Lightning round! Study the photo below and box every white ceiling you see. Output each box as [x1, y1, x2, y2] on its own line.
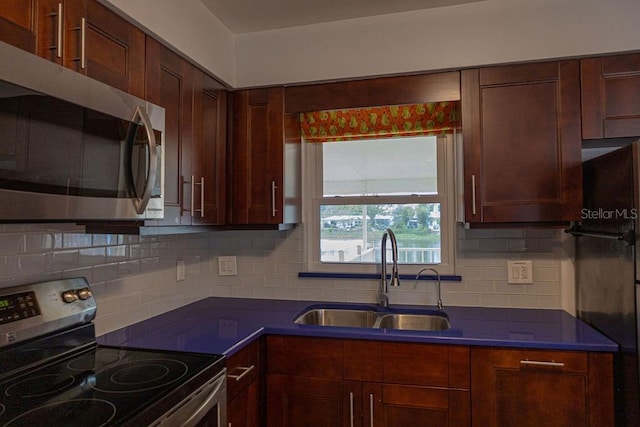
[200, 0, 484, 34]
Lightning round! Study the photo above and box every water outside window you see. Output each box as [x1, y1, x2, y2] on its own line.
[319, 136, 440, 264]
[320, 203, 441, 264]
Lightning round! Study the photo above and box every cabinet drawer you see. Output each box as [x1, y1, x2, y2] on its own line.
[227, 339, 259, 401]
[266, 336, 343, 378]
[479, 348, 588, 373]
[382, 343, 470, 388]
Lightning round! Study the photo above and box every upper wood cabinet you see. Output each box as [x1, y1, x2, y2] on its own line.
[284, 71, 460, 113]
[192, 71, 227, 226]
[62, 0, 145, 97]
[0, 1, 38, 52]
[461, 60, 583, 224]
[145, 37, 194, 227]
[146, 37, 227, 228]
[1, 0, 145, 97]
[231, 87, 301, 226]
[581, 52, 640, 139]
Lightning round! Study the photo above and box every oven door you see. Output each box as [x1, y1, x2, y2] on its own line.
[150, 368, 227, 427]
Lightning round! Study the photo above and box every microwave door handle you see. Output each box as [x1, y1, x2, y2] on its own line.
[132, 106, 157, 214]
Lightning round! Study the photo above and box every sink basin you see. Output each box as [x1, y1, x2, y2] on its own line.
[293, 306, 450, 331]
[294, 308, 378, 328]
[376, 313, 451, 331]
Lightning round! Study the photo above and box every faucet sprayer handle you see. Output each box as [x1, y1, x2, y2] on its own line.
[415, 267, 444, 311]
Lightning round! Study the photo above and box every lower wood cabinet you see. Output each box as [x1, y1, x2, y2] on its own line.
[470, 347, 614, 427]
[227, 339, 261, 427]
[363, 383, 469, 427]
[266, 336, 470, 427]
[264, 336, 614, 427]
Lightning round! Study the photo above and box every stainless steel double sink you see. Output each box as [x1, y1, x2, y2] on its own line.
[293, 305, 450, 331]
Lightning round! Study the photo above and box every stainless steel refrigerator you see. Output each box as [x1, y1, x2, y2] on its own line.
[573, 142, 640, 426]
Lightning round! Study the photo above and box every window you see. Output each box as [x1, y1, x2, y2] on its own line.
[304, 131, 456, 276]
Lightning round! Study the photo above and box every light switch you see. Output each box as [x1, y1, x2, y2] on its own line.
[218, 256, 237, 276]
[507, 260, 532, 284]
[176, 260, 186, 281]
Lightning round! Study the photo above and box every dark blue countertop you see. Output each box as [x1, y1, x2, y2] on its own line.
[97, 298, 618, 356]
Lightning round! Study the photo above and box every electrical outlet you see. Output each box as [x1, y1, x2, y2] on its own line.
[218, 256, 237, 276]
[507, 260, 533, 284]
[176, 259, 186, 281]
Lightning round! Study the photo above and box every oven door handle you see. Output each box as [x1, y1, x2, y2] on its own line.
[151, 369, 226, 427]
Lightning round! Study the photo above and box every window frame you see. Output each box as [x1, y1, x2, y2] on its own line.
[302, 133, 457, 276]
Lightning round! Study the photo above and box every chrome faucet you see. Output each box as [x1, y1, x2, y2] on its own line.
[378, 228, 400, 307]
[416, 267, 444, 311]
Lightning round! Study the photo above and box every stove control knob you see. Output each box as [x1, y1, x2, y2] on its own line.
[77, 288, 92, 300]
[61, 290, 78, 303]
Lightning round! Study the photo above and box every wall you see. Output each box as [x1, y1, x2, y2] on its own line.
[234, 0, 640, 87]
[101, 0, 640, 89]
[102, 0, 235, 86]
[209, 226, 571, 310]
[0, 223, 571, 336]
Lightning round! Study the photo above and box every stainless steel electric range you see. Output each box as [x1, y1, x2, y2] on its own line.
[0, 278, 226, 426]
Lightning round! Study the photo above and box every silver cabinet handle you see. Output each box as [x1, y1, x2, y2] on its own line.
[47, 3, 63, 58]
[271, 181, 277, 217]
[190, 176, 196, 217]
[189, 177, 205, 218]
[80, 17, 86, 69]
[56, 3, 63, 58]
[369, 393, 374, 427]
[227, 365, 255, 382]
[131, 106, 157, 214]
[471, 174, 477, 216]
[520, 360, 565, 368]
[349, 392, 354, 427]
[199, 177, 205, 218]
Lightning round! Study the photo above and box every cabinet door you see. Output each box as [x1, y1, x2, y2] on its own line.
[462, 61, 582, 223]
[145, 36, 194, 226]
[0, 0, 37, 52]
[228, 379, 259, 427]
[267, 375, 358, 427]
[231, 87, 285, 225]
[227, 339, 261, 427]
[364, 383, 469, 427]
[63, 0, 145, 97]
[36, 0, 64, 64]
[192, 70, 227, 225]
[582, 53, 640, 139]
[471, 347, 614, 427]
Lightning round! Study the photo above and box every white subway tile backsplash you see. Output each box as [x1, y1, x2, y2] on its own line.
[63, 233, 92, 248]
[480, 293, 511, 307]
[494, 229, 525, 238]
[25, 233, 58, 252]
[7, 253, 46, 276]
[0, 223, 568, 335]
[79, 247, 107, 266]
[0, 234, 26, 255]
[509, 294, 541, 308]
[92, 263, 120, 283]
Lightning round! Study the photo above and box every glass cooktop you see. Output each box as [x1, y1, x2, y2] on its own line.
[0, 345, 224, 426]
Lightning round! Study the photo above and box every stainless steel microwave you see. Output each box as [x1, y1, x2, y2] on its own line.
[0, 41, 164, 222]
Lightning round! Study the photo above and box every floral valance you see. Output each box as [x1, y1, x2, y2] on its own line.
[300, 102, 459, 143]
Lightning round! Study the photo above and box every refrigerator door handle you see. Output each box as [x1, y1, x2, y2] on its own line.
[565, 227, 635, 246]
